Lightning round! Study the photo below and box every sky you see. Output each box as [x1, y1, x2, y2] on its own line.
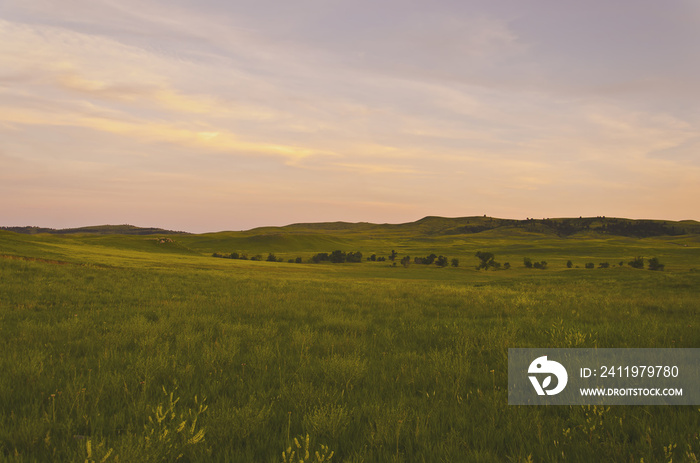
[1, 0, 699, 233]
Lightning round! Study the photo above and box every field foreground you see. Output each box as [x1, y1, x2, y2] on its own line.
[0, 219, 699, 462]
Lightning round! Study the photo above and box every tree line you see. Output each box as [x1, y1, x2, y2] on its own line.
[213, 250, 665, 271]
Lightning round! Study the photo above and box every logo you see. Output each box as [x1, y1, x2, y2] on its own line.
[528, 356, 568, 395]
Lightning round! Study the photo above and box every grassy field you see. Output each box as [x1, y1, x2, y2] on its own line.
[0, 218, 699, 462]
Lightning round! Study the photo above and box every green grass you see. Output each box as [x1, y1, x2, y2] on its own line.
[0, 225, 699, 462]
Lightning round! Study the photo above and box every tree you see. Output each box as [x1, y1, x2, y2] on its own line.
[389, 250, 398, 261]
[475, 251, 497, 270]
[523, 257, 533, 269]
[329, 250, 346, 263]
[295, 257, 302, 264]
[346, 251, 363, 263]
[370, 254, 377, 262]
[503, 262, 511, 270]
[311, 253, 329, 263]
[400, 256, 411, 268]
[436, 255, 449, 267]
[628, 256, 644, 269]
[266, 253, 278, 262]
[585, 262, 595, 269]
[566, 260, 573, 268]
[451, 258, 460, 267]
[648, 257, 664, 271]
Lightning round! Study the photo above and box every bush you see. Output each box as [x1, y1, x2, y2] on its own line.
[435, 255, 449, 267]
[266, 253, 278, 262]
[648, 257, 665, 271]
[566, 260, 573, 268]
[476, 251, 498, 270]
[599, 262, 610, 269]
[451, 258, 459, 267]
[295, 257, 302, 264]
[533, 261, 547, 269]
[329, 250, 346, 263]
[628, 256, 645, 269]
[311, 253, 330, 263]
[523, 257, 533, 268]
[503, 262, 511, 270]
[585, 262, 595, 269]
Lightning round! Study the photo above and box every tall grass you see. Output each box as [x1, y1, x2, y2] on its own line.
[0, 231, 698, 461]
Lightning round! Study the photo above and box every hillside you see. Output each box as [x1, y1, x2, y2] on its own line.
[253, 216, 700, 238]
[0, 224, 187, 235]
[3, 217, 700, 241]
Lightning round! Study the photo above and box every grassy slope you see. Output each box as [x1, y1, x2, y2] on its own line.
[0, 225, 699, 462]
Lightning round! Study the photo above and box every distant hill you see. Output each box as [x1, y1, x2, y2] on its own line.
[269, 216, 700, 239]
[0, 225, 187, 235]
[3, 217, 699, 238]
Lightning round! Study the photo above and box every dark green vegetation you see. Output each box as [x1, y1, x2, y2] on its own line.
[1, 216, 699, 462]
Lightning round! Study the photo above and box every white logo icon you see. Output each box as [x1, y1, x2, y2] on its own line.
[528, 356, 568, 395]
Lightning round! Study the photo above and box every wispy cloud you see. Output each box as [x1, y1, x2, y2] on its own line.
[1, 1, 699, 230]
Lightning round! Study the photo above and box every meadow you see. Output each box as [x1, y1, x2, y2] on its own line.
[0, 217, 699, 462]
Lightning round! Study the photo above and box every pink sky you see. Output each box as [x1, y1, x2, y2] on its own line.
[1, 1, 699, 232]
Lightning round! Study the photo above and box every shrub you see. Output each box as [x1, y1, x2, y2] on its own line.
[585, 262, 595, 269]
[628, 256, 644, 269]
[476, 251, 497, 270]
[599, 262, 609, 269]
[566, 260, 573, 268]
[329, 250, 346, 263]
[533, 261, 547, 269]
[311, 253, 330, 263]
[451, 258, 459, 267]
[503, 262, 511, 270]
[435, 255, 449, 267]
[523, 257, 533, 268]
[266, 253, 278, 262]
[648, 257, 665, 271]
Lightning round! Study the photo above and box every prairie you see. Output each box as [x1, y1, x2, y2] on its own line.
[0, 217, 698, 462]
